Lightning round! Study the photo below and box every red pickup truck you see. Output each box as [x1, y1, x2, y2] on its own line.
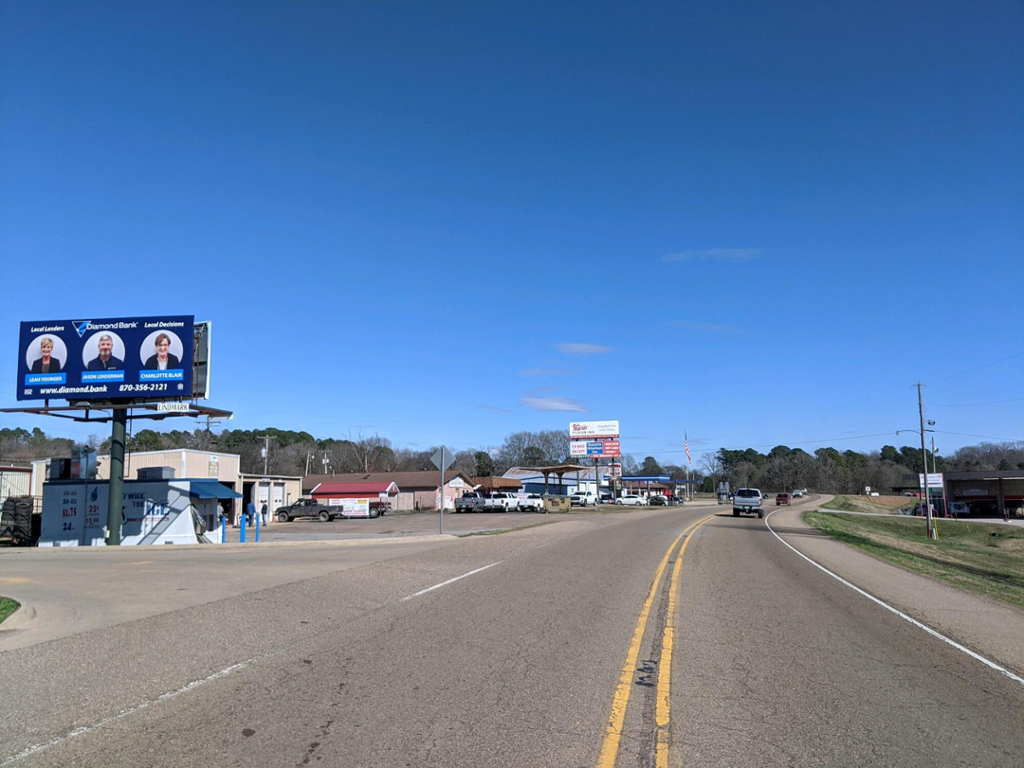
[776, 493, 791, 506]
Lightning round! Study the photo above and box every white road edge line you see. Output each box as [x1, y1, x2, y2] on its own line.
[764, 510, 1024, 688]
[401, 562, 501, 601]
[0, 657, 263, 766]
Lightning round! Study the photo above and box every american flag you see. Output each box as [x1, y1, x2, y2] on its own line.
[685, 433, 691, 465]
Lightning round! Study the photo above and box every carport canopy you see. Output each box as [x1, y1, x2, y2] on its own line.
[520, 463, 593, 495]
[188, 481, 242, 500]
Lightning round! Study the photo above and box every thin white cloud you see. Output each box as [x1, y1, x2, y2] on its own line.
[662, 248, 763, 263]
[672, 320, 742, 334]
[556, 343, 613, 355]
[520, 368, 574, 377]
[521, 396, 587, 412]
[476, 404, 513, 413]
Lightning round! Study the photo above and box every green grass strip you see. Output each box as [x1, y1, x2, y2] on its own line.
[804, 511, 1024, 611]
[0, 597, 20, 625]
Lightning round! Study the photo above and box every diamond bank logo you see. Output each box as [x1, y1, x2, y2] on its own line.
[73, 321, 92, 337]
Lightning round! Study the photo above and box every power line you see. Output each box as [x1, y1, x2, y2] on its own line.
[931, 351, 1024, 384]
[931, 396, 1024, 408]
[618, 430, 897, 458]
[933, 429, 1021, 443]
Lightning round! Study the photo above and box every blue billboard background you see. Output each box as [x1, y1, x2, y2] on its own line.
[17, 315, 194, 401]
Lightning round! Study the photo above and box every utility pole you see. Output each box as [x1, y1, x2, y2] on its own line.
[918, 382, 935, 539]
[263, 436, 270, 476]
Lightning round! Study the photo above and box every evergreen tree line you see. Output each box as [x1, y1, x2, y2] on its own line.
[699, 442, 1024, 495]
[2, 426, 1021, 493]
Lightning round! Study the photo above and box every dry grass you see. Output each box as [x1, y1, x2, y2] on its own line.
[823, 495, 907, 514]
[858, 495, 910, 509]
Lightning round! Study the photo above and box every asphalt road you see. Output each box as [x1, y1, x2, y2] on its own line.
[2, 498, 1023, 767]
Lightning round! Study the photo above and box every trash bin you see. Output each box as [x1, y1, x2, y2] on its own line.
[543, 495, 572, 514]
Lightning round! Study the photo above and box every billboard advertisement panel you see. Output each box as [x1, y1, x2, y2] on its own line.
[17, 316, 194, 401]
[570, 439, 620, 457]
[569, 420, 620, 439]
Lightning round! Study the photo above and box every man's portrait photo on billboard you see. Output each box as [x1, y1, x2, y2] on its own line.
[26, 335, 67, 373]
[141, 331, 183, 370]
[84, 332, 125, 371]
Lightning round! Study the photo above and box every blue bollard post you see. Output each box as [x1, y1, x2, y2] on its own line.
[240, 514, 247, 543]
[221, 515, 226, 544]
[255, 511, 260, 543]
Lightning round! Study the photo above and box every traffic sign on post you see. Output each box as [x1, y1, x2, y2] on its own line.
[431, 446, 455, 472]
[432, 445, 454, 534]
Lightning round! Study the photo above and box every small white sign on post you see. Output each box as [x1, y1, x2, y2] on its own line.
[157, 402, 190, 413]
[918, 473, 944, 489]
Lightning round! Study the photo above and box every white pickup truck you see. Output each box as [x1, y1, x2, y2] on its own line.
[483, 492, 519, 512]
[570, 490, 598, 507]
[732, 487, 765, 518]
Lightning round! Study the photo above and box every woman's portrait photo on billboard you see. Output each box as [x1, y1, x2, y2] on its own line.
[26, 335, 67, 374]
[141, 331, 183, 370]
[83, 332, 126, 371]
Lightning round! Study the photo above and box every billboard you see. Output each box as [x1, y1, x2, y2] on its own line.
[570, 439, 621, 458]
[569, 420, 620, 439]
[17, 316, 194, 401]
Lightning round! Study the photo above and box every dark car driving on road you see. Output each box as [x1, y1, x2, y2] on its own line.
[776, 493, 791, 506]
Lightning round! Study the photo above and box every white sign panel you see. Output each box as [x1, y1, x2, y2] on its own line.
[570, 441, 588, 457]
[569, 420, 620, 439]
[39, 480, 200, 547]
[156, 402, 190, 413]
[919, 473, 944, 489]
[328, 497, 370, 517]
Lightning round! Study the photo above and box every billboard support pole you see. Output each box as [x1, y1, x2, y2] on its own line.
[105, 407, 127, 546]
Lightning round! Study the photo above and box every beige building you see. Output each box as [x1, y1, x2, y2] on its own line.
[1, 465, 32, 505]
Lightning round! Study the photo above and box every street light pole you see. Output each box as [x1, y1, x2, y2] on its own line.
[918, 382, 935, 539]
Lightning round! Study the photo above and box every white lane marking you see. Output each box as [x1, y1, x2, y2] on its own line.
[401, 562, 501, 601]
[0, 657, 261, 766]
[1, 561, 500, 764]
[764, 510, 1024, 688]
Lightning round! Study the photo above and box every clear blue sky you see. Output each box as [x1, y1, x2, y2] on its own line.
[1, 1, 1022, 463]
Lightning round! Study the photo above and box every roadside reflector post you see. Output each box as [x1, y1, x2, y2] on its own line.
[255, 511, 260, 543]
[221, 515, 226, 544]
[240, 514, 247, 543]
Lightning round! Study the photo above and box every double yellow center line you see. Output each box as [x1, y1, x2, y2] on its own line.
[596, 514, 714, 768]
